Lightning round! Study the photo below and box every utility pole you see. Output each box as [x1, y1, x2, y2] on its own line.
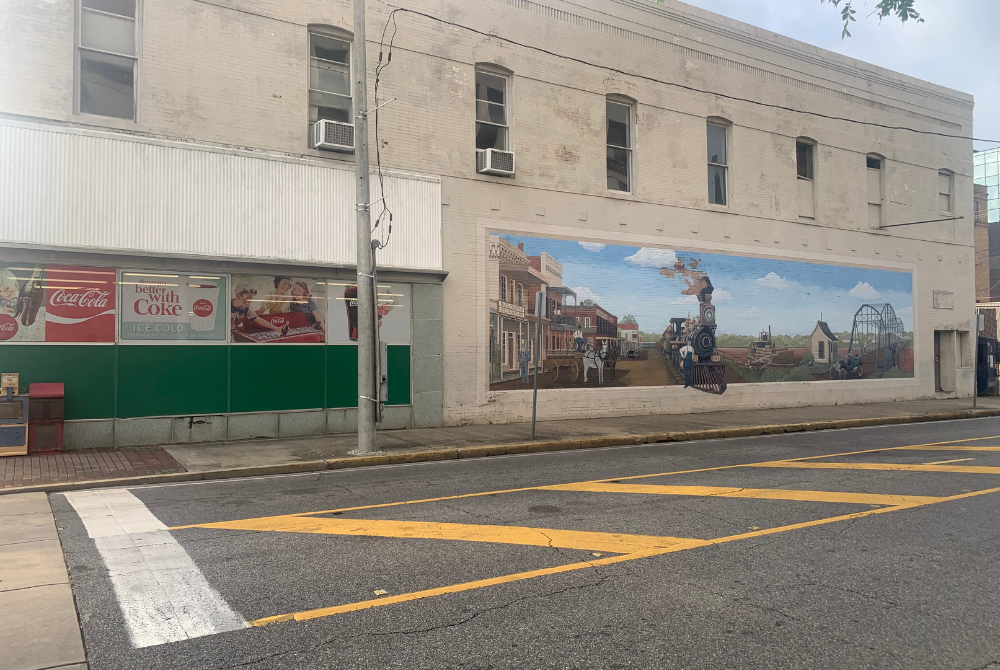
[354, 0, 376, 453]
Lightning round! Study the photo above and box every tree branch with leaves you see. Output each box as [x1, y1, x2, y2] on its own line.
[820, 0, 923, 38]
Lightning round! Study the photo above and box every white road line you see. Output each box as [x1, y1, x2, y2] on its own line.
[63, 489, 247, 648]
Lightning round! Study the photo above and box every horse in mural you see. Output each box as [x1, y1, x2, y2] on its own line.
[582, 341, 610, 384]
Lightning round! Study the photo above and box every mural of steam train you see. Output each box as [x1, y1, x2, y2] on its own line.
[657, 277, 728, 394]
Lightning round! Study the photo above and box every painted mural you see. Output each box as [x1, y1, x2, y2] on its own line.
[487, 234, 914, 393]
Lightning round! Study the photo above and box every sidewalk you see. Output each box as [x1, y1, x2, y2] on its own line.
[3, 396, 1000, 494]
[0, 493, 87, 670]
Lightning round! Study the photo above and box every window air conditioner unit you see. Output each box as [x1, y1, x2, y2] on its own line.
[477, 148, 515, 177]
[313, 119, 354, 152]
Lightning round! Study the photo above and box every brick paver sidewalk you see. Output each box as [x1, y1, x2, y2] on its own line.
[1, 448, 186, 489]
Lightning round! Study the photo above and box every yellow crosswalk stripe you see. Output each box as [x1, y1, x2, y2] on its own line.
[748, 461, 1000, 474]
[896, 446, 1000, 452]
[188, 515, 709, 554]
[540, 482, 940, 506]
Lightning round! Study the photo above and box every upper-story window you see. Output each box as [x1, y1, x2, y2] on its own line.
[584, 317, 591, 328]
[518, 284, 523, 307]
[867, 154, 884, 228]
[606, 99, 632, 192]
[500, 275, 507, 302]
[938, 170, 953, 213]
[309, 33, 352, 129]
[78, 0, 138, 120]
[707, 122, 728, 205]
[796, 139, 816, 219]
[476, 70, 508, 150]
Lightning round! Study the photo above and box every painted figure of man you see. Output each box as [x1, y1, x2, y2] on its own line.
[518, 346, 532, 384]
[680, 342, 695, 388]
[574, 328, 585, 352]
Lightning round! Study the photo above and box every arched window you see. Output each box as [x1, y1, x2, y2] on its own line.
[938, 169, 954, 213]
[308, 25, 353, 149]
[867, 153, 884, 228]
[707, 118, 731, 205]
[606, 95, 635, 192]
[475, 64, 511, 151]
[796, 137, 816, 219]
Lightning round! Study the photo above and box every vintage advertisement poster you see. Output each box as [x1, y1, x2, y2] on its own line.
[0, 265, 46, 342]
[120, 272, 228, 341]
[231, 275, 327, 343]
[328, 282, 410, 344]
[488, 233, 913, 393]
[0, 265, 116, 343]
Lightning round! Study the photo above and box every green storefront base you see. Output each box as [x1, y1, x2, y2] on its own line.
[0, 343, 410, 421]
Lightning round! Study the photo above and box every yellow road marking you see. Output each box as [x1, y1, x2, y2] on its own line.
[170, 435, 1000, 529]
[250, 486, 1000, 628]
[251, 549, 663, 626]
[901, 446, 1000, 452]
[540, 482, 941, 506]
[188, 516, 707, 554]
[923, 458, 975, 465]
[749, 461, 1000, 474]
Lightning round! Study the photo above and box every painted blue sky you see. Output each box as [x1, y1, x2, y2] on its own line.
[502, 234, 913, 337]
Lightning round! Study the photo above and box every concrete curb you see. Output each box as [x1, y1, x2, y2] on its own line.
[5, 407, 999, 496]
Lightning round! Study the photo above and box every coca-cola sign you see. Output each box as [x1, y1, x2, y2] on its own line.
[120, 271, 227, 341]
[0, 314, 18, 341]
[49, 289, 112, 310]
[44, 265, 116, 343]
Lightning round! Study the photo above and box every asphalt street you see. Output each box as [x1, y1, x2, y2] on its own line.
[52, 418, 1000, 669]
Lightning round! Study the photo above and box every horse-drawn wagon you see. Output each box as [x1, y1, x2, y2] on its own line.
[543, 342, 617, 384]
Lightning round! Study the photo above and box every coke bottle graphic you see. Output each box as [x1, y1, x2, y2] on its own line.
[14, 268, 43, 327]
[345, 285, 358, 341]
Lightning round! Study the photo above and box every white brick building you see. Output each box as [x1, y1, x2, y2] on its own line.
[0, 0, 977, 445]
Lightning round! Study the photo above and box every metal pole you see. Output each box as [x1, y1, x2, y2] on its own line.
[974, 334, 978, 409]
[354, 0, 376, 453]
[531, 289, 544, 440]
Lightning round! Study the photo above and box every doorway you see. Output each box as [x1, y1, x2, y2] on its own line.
[934, 331, 941, 392]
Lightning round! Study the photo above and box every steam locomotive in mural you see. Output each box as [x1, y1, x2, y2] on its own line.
[658, 276, 728, 395]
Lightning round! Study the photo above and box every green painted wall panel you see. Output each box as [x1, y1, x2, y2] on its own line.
[117, 345, 228, 418]
[386, 345, 411, 406]
[0, 345, 114, 420]
[231, 345, 325, 412]
[327, 345, 358, 408]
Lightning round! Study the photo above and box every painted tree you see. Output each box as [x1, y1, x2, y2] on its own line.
[620, 314, 638, 324]
[580, 299, 595, 308]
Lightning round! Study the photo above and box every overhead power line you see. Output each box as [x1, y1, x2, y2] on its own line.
[383, 7, 1000, 145]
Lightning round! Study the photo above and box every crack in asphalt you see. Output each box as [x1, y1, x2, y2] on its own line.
[218, 570, 620, 668]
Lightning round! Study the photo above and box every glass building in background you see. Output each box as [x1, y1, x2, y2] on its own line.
[976, 148, 1000, 301]
[975, 148, 1000, 223]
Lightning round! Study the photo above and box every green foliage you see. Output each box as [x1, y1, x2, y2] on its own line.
[820, 0, 922, 38]
[651, 0, 924, 38]
[620, 314, 638, 324]
[640, 331, 661, 342]
[580, 299, 594, 308]
[800, 352, 814, 366]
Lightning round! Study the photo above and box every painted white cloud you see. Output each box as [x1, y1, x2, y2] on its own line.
[623, 247, 678, 268]
[571, 286, 601, 302]
[577, 242, 606, 252]
[848, 281, 882, 301]
[755, 272, 789, 289]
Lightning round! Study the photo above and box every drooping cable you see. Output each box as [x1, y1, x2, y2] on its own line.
[371, 9, 400, 249]
[379, 7, 999, 145]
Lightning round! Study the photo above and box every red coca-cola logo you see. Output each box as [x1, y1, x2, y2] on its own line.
[44, 265, 116, 343]
[49, 289, 111, 309]
[192, 299, 214, 317]
[0, 314, 18, 340]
